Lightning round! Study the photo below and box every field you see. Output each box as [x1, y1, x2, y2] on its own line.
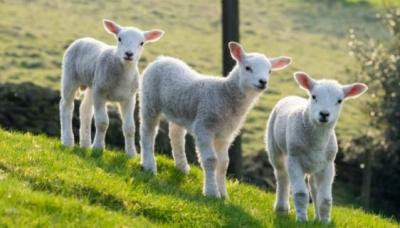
[0, 129, 397, 227]
[0, 0, 395, 155]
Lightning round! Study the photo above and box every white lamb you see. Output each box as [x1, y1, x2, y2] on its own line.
[140, 42, 292, 198]
[60, 19, 164, 155]
[266, 71, 367, 223]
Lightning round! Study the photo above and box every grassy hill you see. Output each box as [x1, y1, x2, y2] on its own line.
[1, 0, 399, 155]
[0, 129, 397, 227]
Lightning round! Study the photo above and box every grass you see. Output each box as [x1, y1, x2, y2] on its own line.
[0, 0, 397, 156]
[0, 129, 397, 227]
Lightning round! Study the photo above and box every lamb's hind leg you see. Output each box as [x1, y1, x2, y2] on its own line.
[79, 88, 93, 148]
[119, 96, 137, 156]
[214, 139, 230, 199]
[140, 110, 160, 173]
[268, 145, 290, 214]
[60, 76, 78, 147]
[194, 125, 219, 198]
[169, 122, 190, 174]
[92, 92, 108, 150]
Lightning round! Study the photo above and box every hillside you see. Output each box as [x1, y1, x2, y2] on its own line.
[1, 0, 398, 155]
[0, 129, 397, 227]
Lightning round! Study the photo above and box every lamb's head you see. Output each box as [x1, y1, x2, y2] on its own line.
[294, 72, 368, 126]
[228, 42, 291, 91]
[103, 19, 164, 63]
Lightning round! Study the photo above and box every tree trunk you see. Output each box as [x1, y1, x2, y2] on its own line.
[361, 149, 372, 209]
[222, 0, 242, 178]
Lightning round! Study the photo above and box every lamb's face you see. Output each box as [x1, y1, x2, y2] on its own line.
[239, 53, 271, 91]
[228, 42, 291, 92]
[115, 28, 145, 63]
[294, 72, 368, 126]
[308, 81, 345, 125]
[103, 19, 164, 64]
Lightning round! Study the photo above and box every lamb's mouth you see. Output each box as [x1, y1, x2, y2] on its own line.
[124, 57, 133, 61]
[255, 84, 266, 90]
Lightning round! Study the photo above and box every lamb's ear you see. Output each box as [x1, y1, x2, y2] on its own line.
[228, 41, 245, 62]
[144, 29, 164, 43]
[294, 72, 315, 91]
[342, 83, 368, 99]
[270, 56, 292, 71]
[103, 19, 121, 35]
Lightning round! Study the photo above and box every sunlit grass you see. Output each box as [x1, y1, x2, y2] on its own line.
[0, 129, 397, 226]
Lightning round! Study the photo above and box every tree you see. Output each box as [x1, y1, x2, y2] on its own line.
[222, 0, 242, 178]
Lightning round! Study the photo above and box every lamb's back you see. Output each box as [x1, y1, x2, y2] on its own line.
[64, 38, 110, 85]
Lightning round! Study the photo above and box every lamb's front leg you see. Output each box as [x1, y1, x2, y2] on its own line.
[119, 97, 136, 156]
[288, 156, 309, 222]
[214, 139, 230, 199]
[194, 126, 219, 198]
[92, 94, 108, 150]
[314, 162, 334, 224]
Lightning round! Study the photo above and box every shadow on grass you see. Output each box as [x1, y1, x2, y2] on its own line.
[272, 214, 337, 228]
[64, 146, 263, 227]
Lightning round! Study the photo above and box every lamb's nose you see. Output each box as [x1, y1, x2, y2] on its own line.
[259, 79, 267, 86]
[125, 52, 133, 57]
[319, 111, 330, 118]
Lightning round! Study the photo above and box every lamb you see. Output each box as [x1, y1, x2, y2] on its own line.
[140, 42, 292, 198]
[60, 19, 164, 156]
[266, 71, 368, 223]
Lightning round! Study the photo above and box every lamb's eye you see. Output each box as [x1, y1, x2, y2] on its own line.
[140, 41, 144, 46]
[269, 69, 272, 74]
[245, 66, 252, 72]
[312, 95, 316, 100]
[337, 99, 342, 104]
[118, 37, 122, 42]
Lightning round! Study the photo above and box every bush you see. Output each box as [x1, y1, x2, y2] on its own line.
[346, 7, 400, 218]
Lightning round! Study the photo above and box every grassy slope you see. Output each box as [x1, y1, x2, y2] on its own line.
[0, 0, 394, 155]
[0, 129, 397, 227]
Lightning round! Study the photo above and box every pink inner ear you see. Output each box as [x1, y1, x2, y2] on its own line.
[104, 21, 118, 34]
[232, 45, 241, 60]
[346, 84, 364, 97]
[272, 58, 290, 69]
[297, 74, 311, 90]
[229, 43, 242, 61]
[145, 31, 162, 41]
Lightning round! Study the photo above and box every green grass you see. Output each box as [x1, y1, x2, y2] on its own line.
[0, 129, 397, 227]
[0, 0, 396, 156]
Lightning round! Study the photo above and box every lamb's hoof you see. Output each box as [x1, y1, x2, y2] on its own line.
[204, 188, 221, 199]
[274, 207, 289, 215]
[220, 192, 229, 200]
[296, 215, 308, 222]
[176, 164, 190, 175]
[80, 143, 91, 149]
[61, 140, 74, 147]
[320, 217, 331, 224]
[141, 164, 157, 174]
[126, 150, 137, 157]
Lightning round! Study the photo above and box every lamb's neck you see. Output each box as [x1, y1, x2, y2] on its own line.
[301, 107, 335, 149]
[223, 66, 261, 113]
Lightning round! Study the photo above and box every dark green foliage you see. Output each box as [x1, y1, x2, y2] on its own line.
[346, 8, 400, 218]
[0, 83, 198, 163]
